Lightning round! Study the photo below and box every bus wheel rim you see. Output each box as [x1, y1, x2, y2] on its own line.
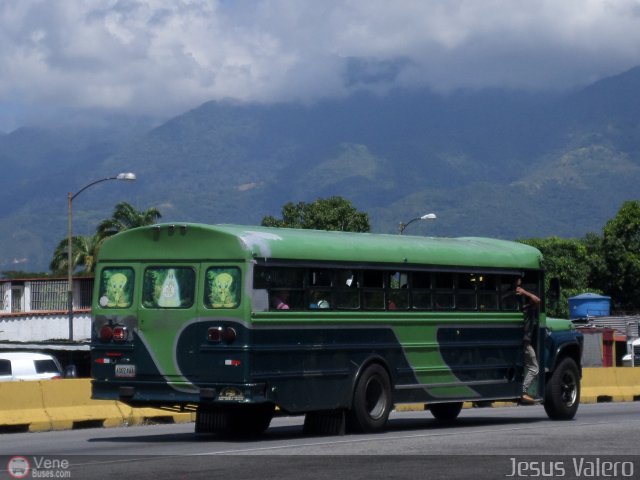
[364, 376, 386, 419]
[560, 371, 577, 406]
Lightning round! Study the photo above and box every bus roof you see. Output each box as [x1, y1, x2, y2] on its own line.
[97, 223, 542, 270]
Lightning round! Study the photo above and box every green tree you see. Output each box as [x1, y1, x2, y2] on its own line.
[96, 202, 162, 239]
[261, 196, 370, 232]
[50, 202, 162, 275]
[519, 236, 596, 318]
[49, 234, 102, 275]
[582, 231, 607, 293]
[595, 200, 640, 310]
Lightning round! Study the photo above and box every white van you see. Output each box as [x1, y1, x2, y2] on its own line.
[0, 352, 64, 381]
[622, 337, 640, 367]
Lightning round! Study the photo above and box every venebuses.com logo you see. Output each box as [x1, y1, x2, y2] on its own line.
[7, 457, 30, 479]
[7, 456, 71, 478]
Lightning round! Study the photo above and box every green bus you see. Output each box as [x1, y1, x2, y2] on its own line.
[91, 223, 583, 435]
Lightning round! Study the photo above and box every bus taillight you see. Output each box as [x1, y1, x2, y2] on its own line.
[99, 325, 113, 343]
[222, 327, 237, 344]
[207, 326, 223, 342]
[207, 326, 236, 344]
[113, 326, 128, 342]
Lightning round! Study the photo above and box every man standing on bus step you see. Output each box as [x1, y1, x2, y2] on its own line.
[516, 278, 541, 405]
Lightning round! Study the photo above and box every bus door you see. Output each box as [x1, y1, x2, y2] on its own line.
[136, 264, 199, 385]
[519, 271, 543, 398]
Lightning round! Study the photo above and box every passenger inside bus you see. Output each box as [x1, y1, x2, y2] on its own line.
[309, 291, 330, 309]
[271, 290, 290, 310]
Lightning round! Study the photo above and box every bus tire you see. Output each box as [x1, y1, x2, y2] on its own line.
[303, 410, 346, 436]
[195, 404, 274, 435]
[347, 364, 392, 433]
[543, 357, 580, 420]
[195, 405, 227, 434]
[428, 402, 463, 422]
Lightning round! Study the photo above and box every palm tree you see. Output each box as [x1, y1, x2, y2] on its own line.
[50, 202, 162, 275]
[96, 202, 162, 240]
[50, 234, 102, 275]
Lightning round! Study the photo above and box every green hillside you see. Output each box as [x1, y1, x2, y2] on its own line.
[1, 67, 640, 272]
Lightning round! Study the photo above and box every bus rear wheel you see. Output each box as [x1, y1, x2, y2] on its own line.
[195, 403, 275, 435]
[347, 364, 392, 433]
[303, 410, 346, 436]
[544, 357, 580, 420]
[428, 402, 463, 421]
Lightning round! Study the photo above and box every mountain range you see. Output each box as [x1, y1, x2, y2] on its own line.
[2, 66, 640, 272]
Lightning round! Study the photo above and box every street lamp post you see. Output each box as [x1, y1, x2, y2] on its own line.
[399, 213, 437, 235]
[67, 172, 136, 341]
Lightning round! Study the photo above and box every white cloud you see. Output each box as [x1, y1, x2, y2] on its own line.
[1, 0, 640, 129]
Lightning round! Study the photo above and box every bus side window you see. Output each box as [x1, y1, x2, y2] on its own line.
[254, 266, 305, 310]
[434, 272, 454, 310]
[308, 269, 332, 309]
[388, 271, 409, 310]
[477, 274, 498, 310]
[411, 271, 432, 309]
[335, 270, 359, 309]
[500, 275, 521, 311]
[457, 273, 477, 310]
[362, 270, 384, 310]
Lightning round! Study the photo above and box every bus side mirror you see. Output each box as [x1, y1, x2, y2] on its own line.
[547, 278, 560, 305]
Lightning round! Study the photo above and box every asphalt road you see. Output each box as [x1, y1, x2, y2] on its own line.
[2, 402, 640, 479]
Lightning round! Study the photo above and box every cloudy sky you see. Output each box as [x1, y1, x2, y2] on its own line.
[1, 0, 640, 132]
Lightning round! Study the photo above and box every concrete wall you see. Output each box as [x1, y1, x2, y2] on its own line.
[0, 312, 91, 342]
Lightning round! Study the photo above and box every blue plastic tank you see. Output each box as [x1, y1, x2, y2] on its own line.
[568, 293, 611, 319]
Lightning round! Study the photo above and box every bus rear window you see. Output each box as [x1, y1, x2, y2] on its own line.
[142, 267, 195, 309]
[205, 268, 241, 309]
[98, 268, 134, 309]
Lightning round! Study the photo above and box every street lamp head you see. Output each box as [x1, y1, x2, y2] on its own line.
[399, 212, 437, 234]
[116, 172, 136, 181]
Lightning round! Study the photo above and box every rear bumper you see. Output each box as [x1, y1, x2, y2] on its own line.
[91, 379, 269, 406]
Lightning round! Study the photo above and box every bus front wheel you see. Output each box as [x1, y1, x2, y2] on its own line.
[544, 357, 580, 420]
[347, 364, 392, 433]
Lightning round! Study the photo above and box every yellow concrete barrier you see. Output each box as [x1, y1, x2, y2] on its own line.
[581, 367, 640, 403]
[0, 379, 195, 432]
[0, 381, 51, 432]
[0, 369, 639, 432]
[612, 367, 640, 402]
[581, 368, 615, 403]
[41, 379, 126, 430]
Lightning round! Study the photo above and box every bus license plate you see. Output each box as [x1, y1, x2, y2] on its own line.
[115, 364, 136, 378]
